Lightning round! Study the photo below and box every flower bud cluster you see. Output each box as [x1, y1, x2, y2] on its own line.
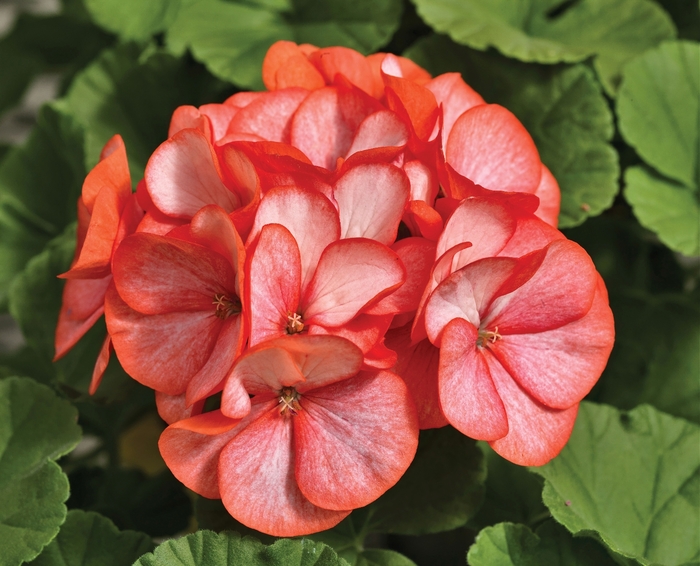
[55, 41, 614, 536]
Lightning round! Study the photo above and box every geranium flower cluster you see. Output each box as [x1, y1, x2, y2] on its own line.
[55, 41, 614, 536]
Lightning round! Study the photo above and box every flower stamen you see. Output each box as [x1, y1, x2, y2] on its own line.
[477, 326, 502, 348]
[212, 293, 241, 320]
[286, 312, 304, 334]
[278, 386, 301, 416]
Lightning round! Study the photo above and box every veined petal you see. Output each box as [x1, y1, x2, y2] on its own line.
[88, 335, 111, 395]
[334, 163, 409, 245]
[438, 319, 509, 440]
[484, 240, 598, 335]
[309, 46, 375, 95]
[227, 88, 309, 143]
[498, 214, 565, 257]
[345, 110, 409, 158]
[247, 223, 301, 347]
[81, 134, 130, 211]
[446, 104, 541, 193]
[306, 313, 393, 358]
[533, 164, 560, 227]
[425, 73, 485, 142]
[219, 399, 349, 536]
[302, 239, 405, 327]
[199, 104, 239, 142]
[248, 186, 340, 294]
[227, 346, 305, 397]
[155, 391, 205, 424]
[112, 233, 236, 315]
[486, 353, 578, 466]
[490, 276, 614, 409]
[262, 40, 324, 91]
[295, 370, 418, 510]
[168, 105, 213, 141]
[145, 129, 240, 218]
[159, 410, 241, 499]
[105, 286, 218, 395]
[385, 323, 447, 429]
[54, 275, 111, 360]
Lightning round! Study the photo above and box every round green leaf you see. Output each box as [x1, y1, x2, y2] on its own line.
[624, 165, 700, 257]
[467, 521, 617, 565]
[618, 40, 699, 190]
[405, 35, 619, 227]
[27, 510, 153, 566]
[0, 461, 70, 566]
[0, 377, 82, 565]
[84, 0, 182, 40]
[133, 530, 348, 565]
[366, 427, 486, 535]
[533, 402, 700, 566]
[410, 0, 676, 93]
[166, 0, 402, 90]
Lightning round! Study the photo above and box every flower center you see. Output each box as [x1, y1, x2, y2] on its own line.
[278, 386, 301, 416]
[477, 326, 502, 349]
[212, 293, 241, 320]
[286, 312, 305, 334]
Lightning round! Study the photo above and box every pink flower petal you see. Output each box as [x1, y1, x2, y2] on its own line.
[438, 319, 509, 440]
[219, 399, 350, 536]
[145, 129, 240, 218]
[294, 370, 418, 510]
[533, 164, 560, 227]
[490, 276, 614, 409]
[155, 391, 205, 424]
[446, 104, 541, 193]
[159, 410, 241, 499]
[334, 163, 409, 245]
[302, 239, 405, 327]
[227, 88, 309, 143]
[345, 110, 409, 158]
[425, 73, 484, 142]
[486, 353, 578, 466]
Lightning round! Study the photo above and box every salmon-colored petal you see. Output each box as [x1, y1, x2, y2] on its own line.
[227, 88, 309, 144]
[219, 399, 349, 536]
[155, 391, 205, 424]
[385, 323, 447, 429]
[228, 345, 306, 397]
[404, 160, 438, 204]
[290, 87, 355, 169]
[498, 214, 565, 257]
[425, 257, 520, 345]
[425, 73, 485, 142]
[54, 275, 111, 360]
[88, 335, 111, 395]
[446, 104, 541, 193]
[262, 40, 324, 91]
[247, 224, 301, 347]
[485, 240, 598, 335]
[199, 104, 239, 142]
[295, 370, 418, 510]
[159, 410, 241, 499]
[490, 276, 614, 409]
[334, 163, 409, 245]
[145, 129, 240, 218]
[438, 319, 509, 440]
[367, 237, 435, 315]
[302, 239, 405, 327]
[82, 135, 130, 211]
[306, 314, 393, 360]
[248, 186, 340, 293]
[346, 110, 409, 159]
[533, 164, 560, 227]
[113, 233, 237, 315]
[308, 46, 375, 96]
[217, 145, 259, 209]
[105, 286, 219, 395]
[168, 106, 212, 140]
[486, 353, 578, 466]
[185, 314, 244, 406]
[402, 200, 444, 241]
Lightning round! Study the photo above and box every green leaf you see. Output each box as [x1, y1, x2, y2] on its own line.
[616, 41, 700, 256]
[618, 40, 699, 190]
[0, 377, 82, 565]
[354, 550, 416, 566]
[133, 530, 348, 565]
[166, 0, 402, 90]
[532, 402, 700, 565]
[0, 104, 86, 308]
[64, 43, 225, 177]
[366, 426, 485, 535]
[84, 0, 182, 40]
[27, 510, 153, 566]
[405, 35, 619, 228]
[467, 521, 617, 565]
[590, 292, 700, 425]
[624, 165, 700, 256]
[470, 443, 548, 530]
[410, 0, 676, 93]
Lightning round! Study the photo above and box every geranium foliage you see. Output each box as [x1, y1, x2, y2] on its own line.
[0, 0, 697, 565]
